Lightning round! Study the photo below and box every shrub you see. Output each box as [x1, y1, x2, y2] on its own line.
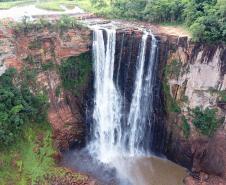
[41, 61, 55, 71]
[165, 59, 182, 77]
[56, 15, 82, 31]
[218, 90, 226, 102]
[59, 52, 92, 95]
[55, 86, 61, 97]
[163, 61, 181, 113]
[0, 68, 48, 146]
[84, 0, 226, 43]
[182, 115, 190, 138]
[163, 80, 181, 113]
[191, 107, 218, 136]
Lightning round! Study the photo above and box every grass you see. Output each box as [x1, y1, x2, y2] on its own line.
[0, 122, 56, 184]
[0, 0, 77, 11]
[75, 0, 112, 16]
[159, 21, 189, 29]
[75, 0, 92, 11]
[0, 120, 89, 184]
[36, 1, 64, 11]
[35, 0, 77, 11]
[0, 0, 34, 10]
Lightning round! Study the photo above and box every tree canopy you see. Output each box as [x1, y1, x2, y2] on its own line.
[89, 0, 226, 43]
[0, 68, 48, 146]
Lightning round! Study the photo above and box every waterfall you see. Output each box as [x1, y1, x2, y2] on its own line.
[91, 27, 123, 163]
[126, 32, 148, 155]
[90, 26, 158, 162]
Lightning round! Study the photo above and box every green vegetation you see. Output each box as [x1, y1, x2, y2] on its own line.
[41, 61, 55, 71]
[56, 14, 82, 31]
[76, 0, 112, 16]
[15, 15, 83, 34]
[163, 80, 181, 113]
[182, 115, 190, 138]
[55, 86, 61, 97]
[0, 66, 57, 184]
[218, 90, 226, 102]
[23, 55, 35, 64]
[0, 68, 48, 146]
[191, 107, 219, 136]
[163, 60, 182, 113]
[182, 95, 189, 103]
[208, 88, 226, 102]
[22, 67, 37, 84]
[0, 120, 87, 184]
[0, 122, 55, 184]
[36, 1, 65, 11]
[36, 0, 77, 11]
[81, 0, 226, 43]
[0, 0, 76, 10]
[164, 59, 182, 77]
[59, 52, 92, 95]
[0, 0, 34, 9]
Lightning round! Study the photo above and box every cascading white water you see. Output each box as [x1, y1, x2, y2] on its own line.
[126, 32, 149, 155]
[140, 33, 158, 150]
[125, 32, 158, 156]
[91, 26, 158, 163]
[91, 26, 123, 163]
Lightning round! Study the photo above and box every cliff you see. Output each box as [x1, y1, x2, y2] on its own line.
[0, 19, 92, 151]
[159, 36, 226, 184]
[1, 17, 226, 185]
[114, 22, 226, 184]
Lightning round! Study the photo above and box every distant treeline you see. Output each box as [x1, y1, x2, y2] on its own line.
[0, 0, 20, 1]
[90, 0, 226, 43]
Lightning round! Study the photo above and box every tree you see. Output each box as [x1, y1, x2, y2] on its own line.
[0, 68, 48, 146]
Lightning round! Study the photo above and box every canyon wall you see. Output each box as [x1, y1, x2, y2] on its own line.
[0, 22, 92, 151]
[1, 19, 226, 184]
[113, 30, 166, 154]
[157, 34, 226, 184]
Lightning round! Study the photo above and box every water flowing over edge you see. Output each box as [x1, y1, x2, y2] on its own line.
[89, 26, 158, 164]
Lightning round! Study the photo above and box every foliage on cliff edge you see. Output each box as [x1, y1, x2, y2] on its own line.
[78, 0, 226, 43]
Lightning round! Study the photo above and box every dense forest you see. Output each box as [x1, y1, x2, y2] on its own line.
[87, 0, 226, 43]
[1, 0, 225, 42]
[0, 68, 48, 146]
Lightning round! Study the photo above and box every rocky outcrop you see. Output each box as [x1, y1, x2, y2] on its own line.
[158, 34, 226, 184]
[0, 20, 92, 151]
[43, 168, 98, 185]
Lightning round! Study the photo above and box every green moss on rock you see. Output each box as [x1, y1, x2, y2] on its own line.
[59, 52, 92, 96]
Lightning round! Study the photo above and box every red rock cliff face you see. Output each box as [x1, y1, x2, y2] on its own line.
[1, 19, 225, 184]
[0, 24, 92, 151]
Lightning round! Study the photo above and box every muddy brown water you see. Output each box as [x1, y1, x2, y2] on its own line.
[113, 156, 187, 185]
[62, 149, 187, 185]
